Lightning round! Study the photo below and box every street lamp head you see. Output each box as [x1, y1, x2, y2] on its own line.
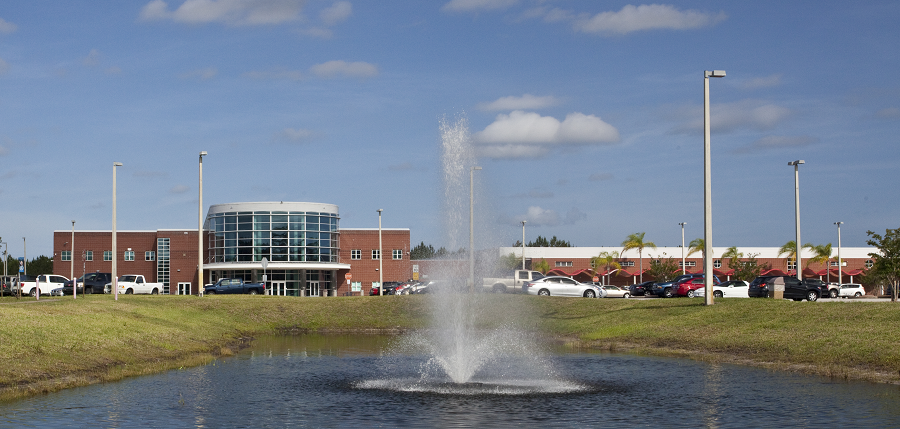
[705, 70, 726, 78]
[199, 151, 208, 157]
[788, 160, 805, 166]
[472, 166, 482, 171]
[835, 221, 843, 226]
[377, 209, 383, 214]
[113, 162, 123, 167]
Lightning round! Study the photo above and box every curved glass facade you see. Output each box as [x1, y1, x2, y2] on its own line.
[207, 207, 340, 263]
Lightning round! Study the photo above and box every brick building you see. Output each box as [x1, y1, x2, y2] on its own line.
[52, 201, 411, 296]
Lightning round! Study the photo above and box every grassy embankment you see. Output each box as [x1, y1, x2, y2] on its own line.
[1, 294, 899, 401]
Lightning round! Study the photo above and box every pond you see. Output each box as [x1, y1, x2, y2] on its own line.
[2, 334, 899, 428]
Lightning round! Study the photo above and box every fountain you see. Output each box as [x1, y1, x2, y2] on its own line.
[355, 115, 587, 395]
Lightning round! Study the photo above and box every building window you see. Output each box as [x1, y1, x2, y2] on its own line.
[85, 251, 93, 261]
[104, 251, 112, 261]
[620, 261, 635, 267]
[124, 251, 135, 261]
[372, 249, 381, 260]
[555, 261, 572, 267]
[679, 261, 697, 267]
[61, 251, 71, 261]
[787, 260, 796, 270]
[351, 249, 361, 260]
[713, 259, 722, 269]
[866, 259, 874, 268]
[392, 249, 403, 260]
[145, 251, 155, 261]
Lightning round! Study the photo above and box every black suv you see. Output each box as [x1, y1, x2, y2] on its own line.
[629, 281, 654, 297]
[748, 276, 824, 301]
[61, 272, 112, 295]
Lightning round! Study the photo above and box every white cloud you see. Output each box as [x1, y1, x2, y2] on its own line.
[670, 100, 793, 134]
[875, 107, 900, 119]
[276, 127, 314, 142]
[521, 206, 560, 226]
[478, 94, 560, 111]
[474, 111, 619, 159]
[310, 60, 378, 78]
[0, 58, 8, 75]
[320, 1, 352, 25]
[139, 0, 305, 26]
[243, 68, 303, 80]
[169, 184, 190, 194]
[742, 74, 782, 90]
[181, 67, 218, 80]
[83, 49, 101, 67]
[573, 4, 727, 35]
[0, 17, 17, 34]
[442, 0, 518, 13]
[732, 135, 817, 154]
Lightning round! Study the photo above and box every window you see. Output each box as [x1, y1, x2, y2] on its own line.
[124, 251, 135, 261]
[620, 261, 635, 267]
[145, 251, 155, 261]
[866, 259, 874, 269]
[787, 260, 796, 270]
[555, 261, 572, 267]
[61, 251, 71, 261]
[372, 250, 381, 260]
[392, 249, 403, 260]
[85, 251, 93, 261]
[351, 249, 361, 260]
[104, 251, 112, 261]
[713, 259, 722, 269]
[679, 261, 697, 267]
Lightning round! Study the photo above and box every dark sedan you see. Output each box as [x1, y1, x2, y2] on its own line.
[629, 281, 655, 297]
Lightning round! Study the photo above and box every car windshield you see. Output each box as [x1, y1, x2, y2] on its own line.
[119, 275, 137, 282]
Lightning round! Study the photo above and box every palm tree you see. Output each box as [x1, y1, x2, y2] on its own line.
[622, 232, 656, 283]
[778, 240, 798, 273]
[721, 246, 743, 268]
[687, 238, 705, 270]
[591, 251, 621, 285]
[805, 243, 833, 282]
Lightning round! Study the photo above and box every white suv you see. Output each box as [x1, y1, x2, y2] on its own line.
[838, 283, 865, 298]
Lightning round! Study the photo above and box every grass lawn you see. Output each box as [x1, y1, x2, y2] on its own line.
[1, 294, 898, 400]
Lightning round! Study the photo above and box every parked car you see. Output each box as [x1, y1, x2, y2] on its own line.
[824, 283, 841, 298]
[19, 274, 69, 297]
[524, 276, 607, 298]
[105, 275, 164, 295]
[204, 278, 266, 295]
[600, 285, 631, 298]
[693, 280, 750, 298]
[747, 276, 825, 301]
[629, 281, 654, 297]
[652, 274, 720, 298]
[838, 283, 865, 298]
[59, 272, 113, 295]
[370, 281, 402, 296]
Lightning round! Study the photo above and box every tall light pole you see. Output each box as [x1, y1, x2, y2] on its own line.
[377, 209, 383, 296]
[112, 162, 122, 301]
[835, 221, 843, 287]
[521, 220, 526, 270]
[469, 166, 482, 292]
[704, 70, 725, 305]
[71, 220, 76, 300]
[679, 222, 687, 274]
[789, 160, 805, 281]
[198, 151, 207, 298]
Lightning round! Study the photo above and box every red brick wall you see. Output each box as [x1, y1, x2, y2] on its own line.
[53, 231, 159, 282]
[337, 229, 411, 295]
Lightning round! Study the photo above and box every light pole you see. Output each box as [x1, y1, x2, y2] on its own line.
[71, 220, 75, 300]
[835, 221, 843, 287]
[679, 222, 687, 274]
[112, 161, 122, 301]
[789, 160, 805, 281]
[704, 70, 725, 305]
[521, 220, 526, 270]
[469, 166, 482, 292]
[199, 151, 207, 298]
[377, 209, 383, 296]
[1, 242, 6, 280]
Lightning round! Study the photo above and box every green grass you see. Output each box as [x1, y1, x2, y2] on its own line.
[1, 294, 899, 400]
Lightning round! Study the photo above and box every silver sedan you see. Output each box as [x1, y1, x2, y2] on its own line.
[525, 276, 607, 298]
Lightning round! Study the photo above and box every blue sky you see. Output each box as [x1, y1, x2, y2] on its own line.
[1, 1, 898, 257]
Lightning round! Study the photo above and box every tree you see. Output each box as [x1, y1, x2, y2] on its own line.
[497, 253, 521, 272]
[722, 246, 743, 269]
[533, 258, 550, 274]
[622, 232, 656, 284]
[591, 251, 621, 285]
[778, 240, 798, 272]
[645, 255, 680, 283]
[27, 256, 53, 276]
[410, 242, 436, 260]
[526, 235, 572, 247]
[686, 238, 706, 270]
[730, 254, 771, 282]
[866, 229, 900, 302]
[805, 243, 833, 282]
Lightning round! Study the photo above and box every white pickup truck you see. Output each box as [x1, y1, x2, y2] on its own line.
[20, 274, 69, 297]
[105, 274, 163, 295]
[481, 270, 545, 293]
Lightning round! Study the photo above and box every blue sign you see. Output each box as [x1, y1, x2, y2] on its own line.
[18, 257, 24, 273]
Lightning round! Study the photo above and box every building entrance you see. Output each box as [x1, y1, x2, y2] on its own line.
[270, 281, 286, 296]
[177, 282, 191, 295]
[307, 281, 320, 297]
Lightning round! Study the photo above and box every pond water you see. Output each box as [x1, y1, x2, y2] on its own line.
[2, 334, 900, 428]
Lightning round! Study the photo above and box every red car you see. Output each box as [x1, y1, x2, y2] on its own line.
[672, 276, 720, 298]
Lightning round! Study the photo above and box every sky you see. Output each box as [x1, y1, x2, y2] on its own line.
[1, 0, 898, 258]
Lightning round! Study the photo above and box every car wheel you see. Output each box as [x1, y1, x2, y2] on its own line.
[686, 290, 695, 298]
[126, 288, 134, 294]
[806, 291, 818, 302]
[151, 288, 159, 295]
[713, 291, 724, 298]
[84, 287, 92, 295]
[663, 289, 673, 298]
[623, 293, 630, 299]
[249, 289, 258, 295]
[854, 292, 862, 297]
[584, 290, 596, 298]
[538, 289, 550, 296]
[207, 290, 215, 295]
[492, 284, 506, 294]
[29, 288, 37, 297]
[829, 289, 838, 298]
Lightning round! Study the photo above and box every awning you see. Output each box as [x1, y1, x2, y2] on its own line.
[204, 262, 351, 271]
